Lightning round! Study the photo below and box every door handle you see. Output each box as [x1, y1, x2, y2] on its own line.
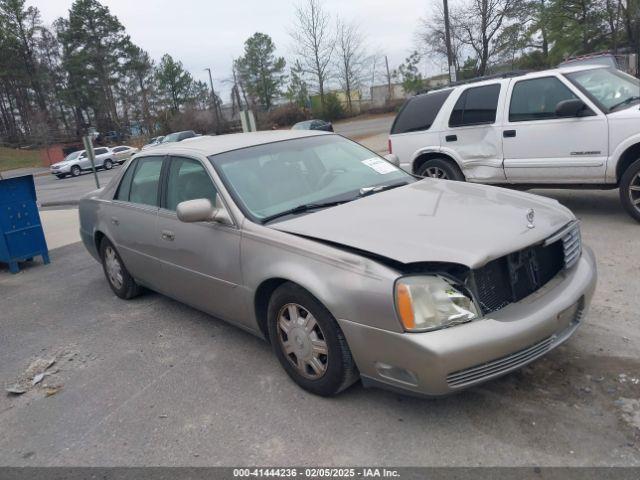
[111, 217, 119, 226]
[503, 130, 516, 138]
[161, 230, 175, 241]
[445, 135, 457, 142]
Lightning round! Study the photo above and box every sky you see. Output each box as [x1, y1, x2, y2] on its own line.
[29, 0, 445, 100]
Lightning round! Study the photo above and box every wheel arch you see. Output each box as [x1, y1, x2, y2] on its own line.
[412, 151, 463, 177]
[616, 142, 640, 184]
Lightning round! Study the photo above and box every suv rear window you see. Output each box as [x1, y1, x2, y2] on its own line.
[449, 84, 501, 127]
[390, 89, 452, 134]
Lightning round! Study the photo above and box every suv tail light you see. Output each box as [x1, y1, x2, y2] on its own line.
[388, 138, 392, 154]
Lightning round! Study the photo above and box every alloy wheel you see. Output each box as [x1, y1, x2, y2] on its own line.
[629, 172, 640, 213]
[277, 303, 328, 379]
[104, 246, 124, 290]
[423, 166, 449, 179]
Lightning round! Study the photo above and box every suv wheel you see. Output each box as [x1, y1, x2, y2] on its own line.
[103, 159, 113, 170]
[267, 282, 359, 396]
[71, 165, 81, 177]
[620, 158, 640, 222]
[417, 158, 465, 181]
[100, 238, 142, 299]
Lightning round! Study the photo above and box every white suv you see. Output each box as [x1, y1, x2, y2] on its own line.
[388, 66, 640, 221]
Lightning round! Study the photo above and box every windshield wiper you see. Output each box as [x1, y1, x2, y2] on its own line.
[609, 96, 640, 112]
[358, 182, 407, 197]
[261, 200, 347, 224]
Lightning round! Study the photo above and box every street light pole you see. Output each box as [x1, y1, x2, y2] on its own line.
[205, 67, 221, 134]
[443, 0, 456, 84]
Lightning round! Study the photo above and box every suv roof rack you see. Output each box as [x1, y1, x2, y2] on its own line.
[418, 70, 530, 94]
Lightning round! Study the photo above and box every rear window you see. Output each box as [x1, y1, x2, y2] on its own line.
[390, 89, 452, 134]
[449, 84, 501, 127]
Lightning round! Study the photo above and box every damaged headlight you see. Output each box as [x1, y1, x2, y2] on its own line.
[394, 275, 480, 332]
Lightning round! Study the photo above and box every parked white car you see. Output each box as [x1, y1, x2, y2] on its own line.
[111, 145, 139, 164]
[388, 66, 640, 221]
[50, 147, 117, 178]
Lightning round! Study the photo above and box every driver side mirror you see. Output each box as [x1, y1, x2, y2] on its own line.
[176, 198, 233, 226]
[555, 99, 587, 118]
[384, 153, 400, 166]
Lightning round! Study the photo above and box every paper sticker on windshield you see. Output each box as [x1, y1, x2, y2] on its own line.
[361, 157, 398, 174]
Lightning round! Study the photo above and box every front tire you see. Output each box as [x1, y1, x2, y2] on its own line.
[56, 174, 66, 179]
[70, 165, 81, 177]
[417, 158, 465, 181]
[100, 238, 142, 299]
[620, 158, 640, 223]
[267, 283, 359, 396]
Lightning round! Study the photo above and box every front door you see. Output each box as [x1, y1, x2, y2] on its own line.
[502, 76, 608, 183]
[154, 155, 247, 325]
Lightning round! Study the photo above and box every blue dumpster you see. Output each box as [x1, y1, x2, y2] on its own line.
[0, 175, 49, 273]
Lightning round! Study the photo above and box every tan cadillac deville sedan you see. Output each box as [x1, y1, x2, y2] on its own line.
[79, 130, 597, 397]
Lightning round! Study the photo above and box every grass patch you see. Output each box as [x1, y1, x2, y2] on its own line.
[0, 147, 41, 172]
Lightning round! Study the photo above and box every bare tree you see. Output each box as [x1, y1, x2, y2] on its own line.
[335, 19, 368, 114]
[290, 0, 335, 108]
[416, 5, 465, 73]
[456, 0, 519, 75]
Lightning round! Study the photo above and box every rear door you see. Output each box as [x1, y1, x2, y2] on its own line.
[154, 155, 246, 324]
[502, 75, 608, 183]
[107, 155, 164, 288]
[441, 83, 506, 182]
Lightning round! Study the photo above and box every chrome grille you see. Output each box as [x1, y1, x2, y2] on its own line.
[561, 223, 582, 269]
[446, 337, 554, 388]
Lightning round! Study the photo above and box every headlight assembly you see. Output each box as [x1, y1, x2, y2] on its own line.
[394, 275, 479, 332]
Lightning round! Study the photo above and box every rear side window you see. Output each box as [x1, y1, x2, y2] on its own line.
[119, 156, 164, 206]
[449, 84, 501, 127]
[113, 147, 126, 153]
[391, 89, 453, 134]
[94, 148, 108, 155]
[509, 77, 579, 122]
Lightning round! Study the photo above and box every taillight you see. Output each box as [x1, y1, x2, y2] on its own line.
[388, 138, 392, 154]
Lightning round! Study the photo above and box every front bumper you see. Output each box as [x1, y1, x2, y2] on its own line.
[338, 246, 597, 397]
[50, 165, 70, 175]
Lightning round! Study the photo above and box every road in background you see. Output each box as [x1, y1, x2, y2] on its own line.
[1, 188, 638, 467]
[34, 167, 121, 206]
[333, 114, 394, 139]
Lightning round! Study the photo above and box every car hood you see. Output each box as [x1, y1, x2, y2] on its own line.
[52, 160, 73, 167]
[271, 180, 574, 268]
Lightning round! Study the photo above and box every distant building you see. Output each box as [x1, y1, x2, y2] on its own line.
[370, 83, 406, 108]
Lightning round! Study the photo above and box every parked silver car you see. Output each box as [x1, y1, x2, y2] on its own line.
[50, 147, 116, 178]
[79, 131, 597, 397]
[111, 145, 139, 164]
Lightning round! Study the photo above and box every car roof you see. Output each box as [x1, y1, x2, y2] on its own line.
[423, 65, 608, 94]
[138, 130, 330, 157]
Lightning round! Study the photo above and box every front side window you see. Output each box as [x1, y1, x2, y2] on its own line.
[126, 156, 163, 206]
[391, 89, 452, 134]
[165, 157, 217, 211]
[565, 68, 640, 112]
[449, 84, 501, 127]
[509, 77, 579, 122]
[211, 135, 414, 222]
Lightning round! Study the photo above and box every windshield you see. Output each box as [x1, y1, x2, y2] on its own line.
[161, 133, 179, 143]
[64, 151, 82, 161]
[566, 68, 640, 112]
[210, 135, 414, 222]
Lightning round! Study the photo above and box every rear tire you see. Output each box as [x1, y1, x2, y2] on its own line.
[103, 159, 113, 170]
[99, 238, 142, 299]
[417, 158, 465, 181]
[71, 165, 81, 177]
[620, 158, 640, 223]
[267, 282, 359, 396]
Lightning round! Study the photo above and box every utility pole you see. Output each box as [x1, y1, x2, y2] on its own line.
[443, 0, 456, 84]
[205, 68, 221, 134]
[384, 55, 392, 103]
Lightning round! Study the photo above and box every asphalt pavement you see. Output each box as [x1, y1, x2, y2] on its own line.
[333, 114, 394, 139]
[0, 188, 639, 466]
